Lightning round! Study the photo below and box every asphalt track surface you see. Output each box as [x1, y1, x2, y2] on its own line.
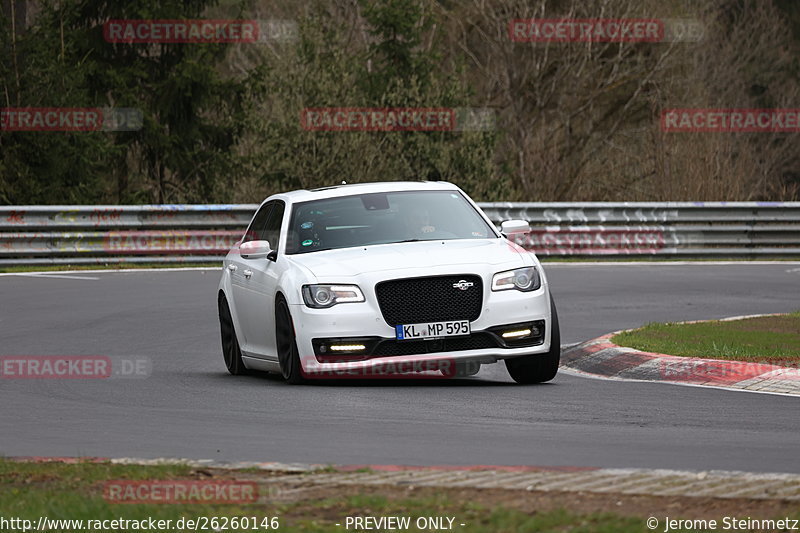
[1, 264, 799, 473]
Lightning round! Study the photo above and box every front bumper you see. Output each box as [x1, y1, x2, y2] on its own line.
[291, 285, 552, 377]
[311, 319, 545, 361]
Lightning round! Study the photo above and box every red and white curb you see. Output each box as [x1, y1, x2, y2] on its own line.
[6, 457, 800, 501]
[561, 315, 800, 396]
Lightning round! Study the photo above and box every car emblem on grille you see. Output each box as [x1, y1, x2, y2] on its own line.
[452, 279, 474, 291]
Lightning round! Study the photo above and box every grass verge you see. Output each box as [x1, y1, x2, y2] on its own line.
[4, 460, 797, 532]
[612, 312, 800, 364]
[0, 460, 638, 533]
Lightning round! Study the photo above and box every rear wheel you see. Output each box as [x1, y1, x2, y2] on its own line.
[219, 294, 247, 375]
[275, 296, 305, 384]
[505, 296, 561, 384]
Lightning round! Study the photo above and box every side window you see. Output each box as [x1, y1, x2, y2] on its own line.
[243, 202, 273, 243]
[263, 201, 285, 251]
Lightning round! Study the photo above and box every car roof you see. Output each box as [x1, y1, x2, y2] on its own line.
[267, 181, 461, 204]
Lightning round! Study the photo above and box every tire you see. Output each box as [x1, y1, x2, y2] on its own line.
[219, 293, 247, 375]
[275, 296, 305, 384]
[505, 296, 561, 384]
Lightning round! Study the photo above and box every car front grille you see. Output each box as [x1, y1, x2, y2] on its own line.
[375, 274, 483, 326]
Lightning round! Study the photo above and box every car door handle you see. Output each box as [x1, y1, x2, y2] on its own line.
[227, 264, 237, 272]
[243, 269, 253, 279]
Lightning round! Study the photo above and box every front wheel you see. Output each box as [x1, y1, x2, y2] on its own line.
[219, 294, 247, 375]
[275, 296, 305, 384]
[505, 296, 561, 384]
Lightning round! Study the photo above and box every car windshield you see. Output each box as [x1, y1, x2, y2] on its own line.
[285, 190, 497, 254]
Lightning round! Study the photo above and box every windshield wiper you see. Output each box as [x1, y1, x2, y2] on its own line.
[388, 238, 443, 244]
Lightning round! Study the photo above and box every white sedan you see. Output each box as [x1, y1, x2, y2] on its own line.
[217, 181, 560, 384]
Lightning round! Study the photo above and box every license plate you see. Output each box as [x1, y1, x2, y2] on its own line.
[395, 320, 471, 341]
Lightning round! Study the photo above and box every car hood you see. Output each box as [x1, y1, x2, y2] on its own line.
[288, 239, 531, 278]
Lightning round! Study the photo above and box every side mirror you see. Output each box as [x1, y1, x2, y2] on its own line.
[500, 219, 530, 235]
[239, 240, 272, 260]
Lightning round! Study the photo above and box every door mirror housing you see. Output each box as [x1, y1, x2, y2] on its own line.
[239, 240, 272, 260]
[500, 219, 530, 235]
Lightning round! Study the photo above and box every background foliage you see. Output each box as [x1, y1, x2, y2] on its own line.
[1, 0, 798, 204]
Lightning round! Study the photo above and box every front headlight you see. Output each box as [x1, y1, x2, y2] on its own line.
[491, 267, 541, 292]
[302, 284, 365, 308]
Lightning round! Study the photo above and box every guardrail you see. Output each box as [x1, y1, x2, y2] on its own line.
[480, 202, 800, 258]
[1, 202, 799, 265]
